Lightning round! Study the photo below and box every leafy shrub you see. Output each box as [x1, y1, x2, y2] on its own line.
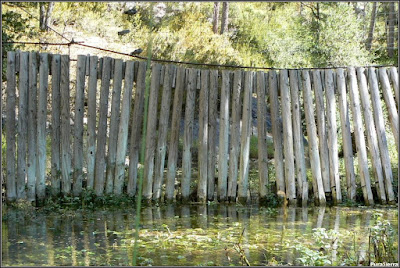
[369, 213, 397, 264]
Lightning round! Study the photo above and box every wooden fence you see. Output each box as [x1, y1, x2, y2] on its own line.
[2, 51, 399, 205]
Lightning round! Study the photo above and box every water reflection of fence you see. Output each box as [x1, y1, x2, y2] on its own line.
[2, 206, 397, 266]
[3, 51, 399, 205]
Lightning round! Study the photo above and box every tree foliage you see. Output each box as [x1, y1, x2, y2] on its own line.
[2, 3, 39, 79]
[1, 2, 398, 69]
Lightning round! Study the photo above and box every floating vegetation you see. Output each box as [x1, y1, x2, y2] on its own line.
[2, 205, 398, 266]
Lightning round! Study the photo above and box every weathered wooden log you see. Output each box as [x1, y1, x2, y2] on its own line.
[37, 53, 50, 202]
[159, 65, 165, 86]
[72, 55, 86, 197]
[289, 70, 308, 205]
[378, 68, 398, 150]
[15, 50, 20, 73]
[301, 70, 326, 205]
[280, 69, 296, 204]
[6, 51, 17, 202]
[143, 63, 162, 201]
[336, 68, 356, 201]
[17, 52, 29, 199]
[114, 61, 135, 195]
[208, 70, 218, 201]
[312, 70, 331, 193]
[324, 70, 341, 204]
[165, 67, 185, 201]
[86, 56, 99, 189]
[50, 54, 61, 196]
[27, 52, 38, 201]
[105, 59, 123, 194]
[238, 71, 253, 204]
[388, 67, 398, 109]
[110, 58, 115, 79]
[357, 67, 386, 204]
[218, 70, 230, 202]
[256, 71, 269, 202]
[153, 64, 174, 200]
[127, 61, 146, 196]
[347, 67, 374, 205]
[85, 54, 90, 76]
[368, 67, 395, 203]
[171, 66, 177, 88]
[228, 70, 242, 202]
[269, 70, 285, 197]
[97, 58, 103, 79]
[94, 57, 112, 196]
[198, 69, 209, 202]
[181, 68, 197, 201]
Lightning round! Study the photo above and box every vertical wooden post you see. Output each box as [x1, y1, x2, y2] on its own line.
[325, 70, 342, 204]
[208, 70, 219, 201]
[347, 67, 374, 205]
[312, 70, 331, 194]
[280, 69, 296, 204]
[17, 52, 29, 199]
[368, 68, 395, 203]
[85, 54, 90, 75]
[289, 70, 308, 205]
[15, 50, 20, 73]
[6, 51, 17, 202]
[37, 53, 50, 203]
[153, 64, 174, 200]
[268, 70, 285, 197]
[50, 54, 61, 195]
[127, 61, 146, 196]
[27, 52, 38, 201]
[228, 70, 242, 202]
[105, 59, 123, 194]
[143, 63, 162, 201]
[114, 61, 135, 195]
[165, 67, 185, 201]
[182, 68, 197, 201]
[94, 57, 112, 196]
[218, 70, 230, 202]
[256, 71, 269, 202]
[0, 69, 1, 203]
[72, 55, 86, 197]
[388, 67, 398, 109]
[86, 56, 98, 190]
[301, 70, 326, 205]
[378, 68, 399, 150]
[198, 69, 209, 202]
[336, 68, 356, 201]
[238, 71, 252, 204]
[357, 67, 386, 204]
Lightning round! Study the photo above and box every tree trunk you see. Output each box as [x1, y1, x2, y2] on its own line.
[39, 3, 46, 31]
[366, 2, 377, 51]
[212, 2, 220, 34]
[39, 2, 55, 31]
[220, 2, 229, 34]
[40, 2, 54, 31]
[387, 2, 395, 57]
[299, 2, 303, 16]
[45, 2, 54, 31]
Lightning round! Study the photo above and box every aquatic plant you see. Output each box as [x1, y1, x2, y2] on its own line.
[368, 213, 397, 264]
[341, 232, 362, 266]
[225, 228, 251, 266]
[293, 242, 332, 266]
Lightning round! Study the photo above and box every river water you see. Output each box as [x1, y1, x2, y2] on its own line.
[2, 205, 398, 266]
